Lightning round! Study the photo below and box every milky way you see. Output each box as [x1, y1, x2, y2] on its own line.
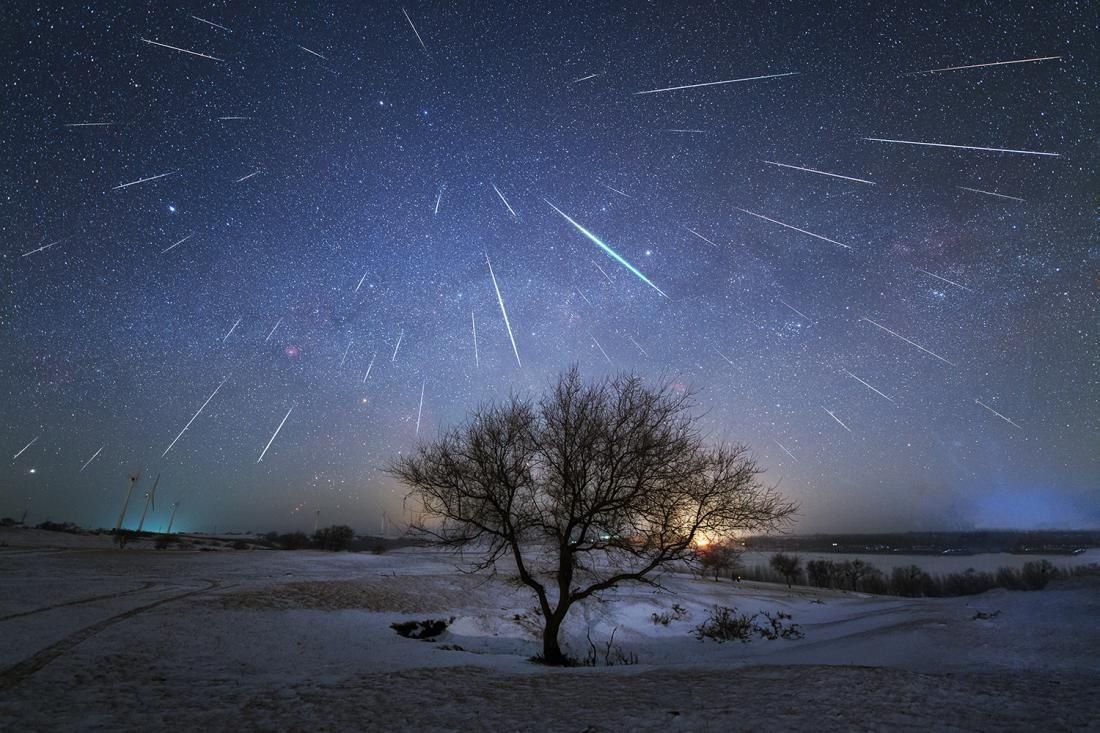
[2, 2, 1096, 533]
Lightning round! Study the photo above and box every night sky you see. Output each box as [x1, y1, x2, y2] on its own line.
[2, 1, 1097, 534]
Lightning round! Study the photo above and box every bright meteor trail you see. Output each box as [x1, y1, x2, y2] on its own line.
[734, 208, 851, 250]
[633, 71, 798, 95]
[861, 138, 1060, 157]
[760, 160, 875, 185]
[486, 254, 522, 367]
[544, 200, 668, 298]
[257, 406, 294, 462]
[162, 378, 228, 457]
[907, 55, 1061, 75]
[859, 317, 955, 366]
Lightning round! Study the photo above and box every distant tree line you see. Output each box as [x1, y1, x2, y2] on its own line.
[734, 553, 1087, 596]
[262, 525, 356, 551]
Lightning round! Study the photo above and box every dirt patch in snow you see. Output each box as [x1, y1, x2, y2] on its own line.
[216, 575, 498, 614]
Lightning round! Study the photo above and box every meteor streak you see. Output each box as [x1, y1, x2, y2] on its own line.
[734, 208, 851, 249]
[823, 407, 852, 433]
[112, 171, 175, 190]
[161, 233, 193, 254]
[492, 184, 517, 217]
[415, 381, 426, 436]
[908, 55, 1061, 75]
[774, 440, 798, 462]
[685, 227, 720, 247]
[634, 71, 798, 95]
[363, 352, 377, 382]
[591, 260, 614, 284]
[392, 330, 403, 363]
[628, 335, 648, 357]
[265, 318, 282, 342]
[915, 268, 973, 293]
[65, 122, 115, 127]
[80, 445, 104, 472]
[665, 128, 706, 133]
[975, 399, 1023, 429]
[162, 378, 227, 457]
[859, 317, 955, 366]
[218, 116, 251, 121]
[471, 311, 479, 368]
[603, 185, 630, 198]
[191, 15, 231, 32]
[140, 37, 223, 62]
[13, 436, 39, 460]
[257, 406, 294, 462]
[572, 73, 601, 83]
[592, 336, 612, 365]
[298, 45, 327, 60]
[486, 254, 522, 367]
[434, 189, 442, 214]
[714, 348, 734, 365]
[21, 239, 64, 257]
[223, 318, 241, 342]
[760, 160, 875, 185]
[545, 200, 668, 297]
[842, 369, 895, 403]
[958, 186, 1025, 202]
[402, 8, 429, 52]
[777, 299, 810, 321]
[340, 340, 353, 367]
[235, 170, 261, 183]
[861, 137, 1060, 157]
[355, 270, 368, 292]
[576, 289, 593, 306]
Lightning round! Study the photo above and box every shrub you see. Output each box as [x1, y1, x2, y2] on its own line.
[693, 606, 757, 643]
[651, 603, 689, 626]
[391, 618, 452, 640]
[313, 524, 355, 551]
[1021, 560, 1057, 589]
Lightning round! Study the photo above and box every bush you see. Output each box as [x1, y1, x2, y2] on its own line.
[651, 603, 689, 626]
[694, 606, 757, 643]
[313, 525, 355, 551]
[391, 618, 452, 640]
[1021, 559, 1058, 589]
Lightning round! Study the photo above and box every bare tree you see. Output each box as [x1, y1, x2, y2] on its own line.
[388, 367, 797, 665]
[769, 552, 802, 588]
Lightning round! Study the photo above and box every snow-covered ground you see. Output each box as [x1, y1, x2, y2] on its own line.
[1, 528, 1097, 731]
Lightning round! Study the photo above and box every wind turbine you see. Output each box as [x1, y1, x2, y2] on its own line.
[115, 471, 141, 532]
[166, 500, 181, 535]
[136, 474, 160, 533]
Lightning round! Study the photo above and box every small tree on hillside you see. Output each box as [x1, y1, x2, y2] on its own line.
[770, 553, 802, 588]
[697, 542, 742, 582]
[388, 367, 797, 665]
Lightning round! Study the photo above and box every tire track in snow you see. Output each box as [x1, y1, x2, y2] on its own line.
[0, 581, 158, 622]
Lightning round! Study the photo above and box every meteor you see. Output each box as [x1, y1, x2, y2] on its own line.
[471, 311, 479, 368]
[235, 170, 261, 183]
[841, 368, 895, 403]
[628, 335, 648, 357]
[486, 254, 522, 367]
[265, 318, 282, 342]
[355, 270, 368, 292]
[572, 73, 601, 83]
[760, 160, 875, 185]
[665, 129, 707, 134]
[218, 116, 251, 121]
[112, 171, 175, 190]
[592, 336, 612, 365]
[859, 317, 955, 366]
[861, 137, 1059, 157]
[908, 55, 1061, 75]
[777, 299, 810, 321]
[603, 184, 630, 198]
[774, 440, 798, 462]
[162, 378, 228, 457]
[21, 239, 64, 257]
[576, 289, 593, 306]
[734, 208, 851, 250]
[975, 399, 1023, 429]
[298, 45, 327, 60]
[634, 71, 798, 95]
[392, 330, 403, 363]
[714, 348, 734, 365]
[492, 184, 517, 217]
[339, 339, 353, 367]
[80, 445, 104, 472]
[161, 233, 193, 254]
[823, 407, 852, 433]
[65, 122, 115, 127]
[13, 436, 39, 460]
[415, 381, 426, 436]
[685, 227, 720, 247]
[958, 186, 1025, 202]
[915, 268, 973, 293]
[257, 406, 294, 462]
[191, 15, 231, 32]
[365, 352, 378, 385]
[402, 8, 429, 52]
[223, 318, 241, 342]
[434, 189, 442, 214]
[591, 260, 614, 284]
[140, 37, 223, 62]
[545, 200, 668, 297]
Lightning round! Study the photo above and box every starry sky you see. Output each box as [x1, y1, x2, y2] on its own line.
[2, 1, 1097, 534]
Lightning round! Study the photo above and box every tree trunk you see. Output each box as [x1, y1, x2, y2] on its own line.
[541, 611, 568, 665]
